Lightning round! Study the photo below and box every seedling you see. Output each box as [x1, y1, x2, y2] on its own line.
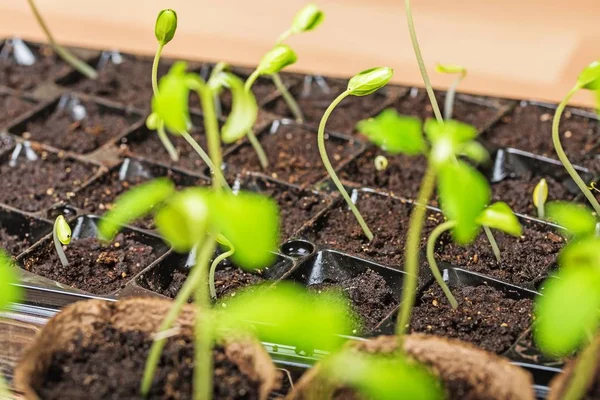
[318, 67, 393, 241]
[436, 63, 467, 120]
[25, 0, 97, 79]
[534, 201, 600, 400]
[533, 178, 549, 218]
[357, 110, 520, 336]
[552, 61, 600, 216]
[52, 215, 71, 268]
[0, 250, 22, 397]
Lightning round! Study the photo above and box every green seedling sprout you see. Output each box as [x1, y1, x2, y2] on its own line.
[374, 155, 389, 171]
[534, 201, 600, 400]
[244, 44, 299, 168]
[435, 63, 467, 120]
[53, 215, 71, 267]
[208, 234, 235, 299]
[26, 0, 97, 79]
[319, 67, 394, 241]
[357, 110, 521, 340]
[533, 178, 549, 219]
[552, 61, 600, 216]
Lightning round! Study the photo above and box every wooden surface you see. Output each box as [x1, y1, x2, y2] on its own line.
[1, 0, 599, 107]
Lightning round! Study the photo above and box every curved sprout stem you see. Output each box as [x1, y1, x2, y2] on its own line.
[444, 73, 465, 121]
[141, 235, 217, 396]
[26, 0, 97, 80]
[247, 129, 269, 169]
[563, 334, 600, 400]
[404, 0, 444, 125]
[397, 166, 437, 340]
[276, 29, 292, 45]
[319, 91, 373, 241]
[52, 219, 69, 267]
[151, 44, 179, 162]
[151, 44, 164, 97]
[426, 220, 458, 309]
[483, 226, 501, 263]
[536, 189, 546, 219]
[552, 86, 600, 216]
[209, 235, 235, 299]
[244, 71, 260, 94]
[272, 73, 304, 123]
[208, 63, 228, 119]
[179, 130, 230, 191]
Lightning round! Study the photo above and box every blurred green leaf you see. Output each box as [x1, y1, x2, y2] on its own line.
[328, 352, 444, 400]
[533, 179, 548, 208]
[424, 118, 478, 146]
[535, 266, 600, 356]
[356, 109, 425, 155]
[347, 67, 393, 97]
[216, 71, 258, 143]
[577, 60, 600, 90]
[0, 250, 22, 310]
[435, 63, 467, 76]
[99, 178, 175, 241]
[459, 141, 489, 164]
[559, 236, 600, 271]
[476, 202, 522, 237]
[155, 188, 210, 253]
[438, 161, 490, 244]
[152, 62, 191, 133]
[546, 201, 597, 238]
[257, 45, 297, 75]
[221, 282, 354, 353]
[290, 4, 324, 34]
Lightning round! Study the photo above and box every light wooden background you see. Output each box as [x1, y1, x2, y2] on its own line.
[1, 0, 599, 107]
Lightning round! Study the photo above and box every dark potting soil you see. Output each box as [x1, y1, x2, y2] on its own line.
[0, 94, 35, 128]
[22, 233, 156, 295]
[20, 101, 137, 154]
[409, 284, 533, 354]
[71, 165, 205, 230]
[491, 174, 576, 216]
[387, 89, 502, 132]
[0, 227, 31, 256]
[483, 104, 600, 171]
[264, 78, 391, 134]
[338, 147, 430, 201]
[437, 224, 564, 286]
[224, 125, 359, 186]
[37, 323, 261, 400]
[0, 149, 97, 212]
[0, 43, 71, 91]
[309, 269, 397, 333]
[153, 266, 264, 300]
[304, 192, 443, 268]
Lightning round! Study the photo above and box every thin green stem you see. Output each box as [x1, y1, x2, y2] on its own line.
[319, 91, 373, 241]
[53, 219, 69, 267]
[276, 29, 292, 44]
[537, 191, 545, 219]
[397, 166, 437, 339]
[272, 73, 304, 123]
[208, 63, 228, 119]
[426, 220, 458, 309]
[141, 235, 217, 396]
[151, 44, 163, 97]
[562, 334, 600, 400]
[157, 121, 179, 162]
[209, 235, 235, 299]
[443, 74, 464, 121]
[404, 0, 443, 125]
[247, 129, 269, 169]
[483, 226, 501, 263]
[26, 0, 97, 80]
[244, 71, 260, 94]
[180, 130, 230, 191]
[553, 86, 600, 216]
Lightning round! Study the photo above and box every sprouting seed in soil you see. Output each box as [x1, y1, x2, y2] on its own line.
[533, 178, 549, 218]
[374, 155, 388, 171]
[435, 63, 467, 120]
[25, 0, 97, 79]
[53, 215, 71, 267]
[318, 67, 393, 241]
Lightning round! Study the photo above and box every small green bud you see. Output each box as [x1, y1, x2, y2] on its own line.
[577, 60, 600, 90]
[347, 67, 394, 96]
[291, 4, 325, 34]
[257, 45, 298, 75]
[435, 63, 467, 76]
[146, 113, 159, 130]
[533, 178, 549, 208]
[155, 9, 178, 45]
[55, 215, 71, 245]
[374, 155, 388, 171]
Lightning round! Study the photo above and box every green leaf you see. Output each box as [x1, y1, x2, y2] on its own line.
[347, 67, 394, 97]
[290, 4, 324, 34]
[356, 109, 425, 155]
[99, 178, 176, 241]
[558, 236, 600, 271]
[435, 63, 467, 76]
[425, 118, 478, 145]
[577, 60, 600, 90]
[438, 161, 490, 244]
[152, 62, 191, 134]
[221, 282, 354, 353]
[155, 9, 178, 46]
[534, 266, 600, 356]
[459, 141, 489, 164]
[257, 45, 297, 75]
[0, 250, 22, 310]
[146, 113, 159, 130]
[155, 188, 210, 253]
[208, 191, 279, 270]
[216, 71, 258, 143]
[546, 201, 597, 238]
[533, 179, 549, 208]
[476, 202, 522, 237]
[54, 215, 72, 245]
[328, 352, 444, 400]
